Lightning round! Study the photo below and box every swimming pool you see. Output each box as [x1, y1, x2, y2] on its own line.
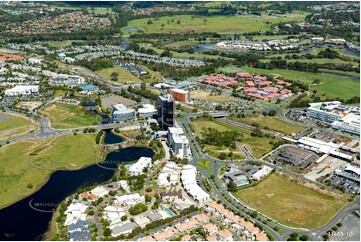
[165, 208, 175, 217]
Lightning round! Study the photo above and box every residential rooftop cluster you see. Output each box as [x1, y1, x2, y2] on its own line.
[4, 11, 111, 35]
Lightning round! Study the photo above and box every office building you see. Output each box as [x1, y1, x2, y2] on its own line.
[306, 101, 343, 122]
[138, 104, 157, 118]
[112, 103, 135, 122]
[5, 85, 39, 96]
[307, 101, 360, 135]
[168, 88, 190, 103]
[157, 94, 174, 130]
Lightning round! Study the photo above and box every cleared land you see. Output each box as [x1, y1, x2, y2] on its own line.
[217, 65, 245, 74]
[124, 13, 306, 34]
[41, 103, 100, 129]
[0, 134, 100, 208]
[234, 172, 348, 229]
[16, 101, 42, 110]
[191, 89, 234, 102]
[230, 115, 304, 135]
[190, 119, 274, 158]
[0, 113, 36, 139]
[241, 66, 360, 100]
[96, 66, 141, 84]
[101, 95, 137, 109]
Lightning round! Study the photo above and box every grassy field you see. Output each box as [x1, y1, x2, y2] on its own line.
[43, 40, 84, 48]
[124, 13, 306, 34]
[234, 172, 348, 229]
[241, 66, 360, 100]
[96, 66, 141, 84]
[230, 115, 304, 135]
[0, 134, 100, 208]
[190, 89, 234, 102]
[0, 113, 35, 139]
[190, 119, 275, 158]
[217, 65, 245, 74]
[139, 43, 234, 60]
[196, 160, 214, 169]
[41, 103, 100, 129]
[54, 89, 67, 97]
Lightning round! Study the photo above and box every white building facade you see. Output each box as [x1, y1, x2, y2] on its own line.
[129, 157, 152, 176]
[5, 85, 39, 96]
[168, 127, 191, 159]
[112, 103, 136, 122]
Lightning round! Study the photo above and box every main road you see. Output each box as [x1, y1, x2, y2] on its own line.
[178, 117, 360, 241]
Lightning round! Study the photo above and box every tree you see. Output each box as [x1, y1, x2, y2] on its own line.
[227, 181, 237, 192]
[145, 187, 152, 192]
[218, 152, 227, 160]
[176, 20, 181, 24]
[103, 228, 111, 237]
[110, 72, 119, 81]
[268, 109, 277, 116]
[145, 194, 152, 203]
[121, 215, 127, 221]
[147, 19, 153, 25]
[300, 235, 309, 241]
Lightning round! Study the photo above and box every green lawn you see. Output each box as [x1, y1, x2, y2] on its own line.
[230, 115, 304, 135]
[241, 66, 360, 100]
[0, 134, 101, 209]
[54, 89, 66, 97]
[124, 13, 306, 34]
[196, 160, 214, 169]
[0, 113, 35, 138]
[41, 103, 100, 129]
[95, 66, 141, 84]
[44, 40, 83, 48]
[234, 172, 348, 229]
[190, 118, 275, 159]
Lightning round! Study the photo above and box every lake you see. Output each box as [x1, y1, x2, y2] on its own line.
[0, 147, 154, 241]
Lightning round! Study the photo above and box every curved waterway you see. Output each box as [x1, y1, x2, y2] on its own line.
[0, 146, 154, 241]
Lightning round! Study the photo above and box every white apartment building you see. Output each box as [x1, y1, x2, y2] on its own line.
[128, 157, 152, 176]
[181, 165, 211, 204]
[5, 85, 39, 96]
[112, 103, 136, 122]
[168, 127, 191, 159]
[50, 74, 85, 87]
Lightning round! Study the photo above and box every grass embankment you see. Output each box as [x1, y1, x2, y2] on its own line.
[0, 134, 101, 209]
[229, 115, 304, 135]
[0, 113, 36, 139]
[233, 172, 348, 229]
[196, 160, 214, 169]
[190, 118, 275, 159]
[95, 66, 141, 84]
[139, 43, 234, 61]
[190, 89, 234, 102]
[124, 13, 306, 34]
[241, 66, 360, 100]
[41, 103, 100, 129]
